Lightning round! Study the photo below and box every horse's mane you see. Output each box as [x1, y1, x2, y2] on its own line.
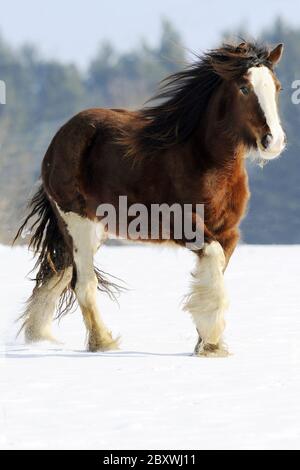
[122, 42, 271, 157]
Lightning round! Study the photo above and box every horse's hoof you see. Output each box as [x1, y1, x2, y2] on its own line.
[24, 326, 59, 345]
[88, 333, 120, 352]
[194, 341, 229, 358]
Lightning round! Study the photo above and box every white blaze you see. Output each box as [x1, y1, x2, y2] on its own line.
[249, 66, 285, 159]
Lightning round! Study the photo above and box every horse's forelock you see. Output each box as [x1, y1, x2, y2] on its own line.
[207, 42, 272, 80]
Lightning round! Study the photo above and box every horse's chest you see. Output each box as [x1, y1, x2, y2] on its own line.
[204, 171, 249, 232]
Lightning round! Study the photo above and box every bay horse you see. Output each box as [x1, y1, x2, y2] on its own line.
[15, 41, 286, 356]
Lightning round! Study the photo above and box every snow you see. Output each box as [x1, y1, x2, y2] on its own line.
[1, 243, 300, 450]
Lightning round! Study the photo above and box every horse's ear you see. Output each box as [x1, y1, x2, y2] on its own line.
[268, 44, 284, 66]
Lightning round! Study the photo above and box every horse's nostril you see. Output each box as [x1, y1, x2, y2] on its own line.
[261, 133, 273, 150]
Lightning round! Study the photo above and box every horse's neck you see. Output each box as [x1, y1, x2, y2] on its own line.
[197, 85, 248, 168]
[190, 114, 247, 174]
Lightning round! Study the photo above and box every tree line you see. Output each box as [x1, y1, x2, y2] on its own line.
[0, 18, 299, 244]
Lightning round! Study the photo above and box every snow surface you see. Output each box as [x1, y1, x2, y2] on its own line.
[1, 243, 300, 450]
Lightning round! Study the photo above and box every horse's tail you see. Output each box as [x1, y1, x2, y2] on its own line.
[13, 184, 76, 317]
[14, 184, 123, 321]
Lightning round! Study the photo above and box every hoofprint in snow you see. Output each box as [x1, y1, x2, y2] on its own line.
[1, 244, 300, 450]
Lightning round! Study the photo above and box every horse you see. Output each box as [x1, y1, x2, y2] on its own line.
[14, 41, 286, 356]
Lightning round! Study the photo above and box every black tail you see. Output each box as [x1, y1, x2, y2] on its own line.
[14, 185, 124, 318]
[14, 185, 76, 316]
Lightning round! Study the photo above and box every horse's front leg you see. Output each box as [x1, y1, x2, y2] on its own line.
[184, 241, 229, 357]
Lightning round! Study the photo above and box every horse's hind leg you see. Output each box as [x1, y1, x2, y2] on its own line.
[184, 241, 229, 357]
[57, 209, 119, 352]
[22, 268, 73, 343]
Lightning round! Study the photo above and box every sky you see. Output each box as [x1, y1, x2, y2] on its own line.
[1, 0, 299, 68]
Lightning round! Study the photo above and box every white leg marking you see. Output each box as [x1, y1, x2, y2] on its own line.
[55, 209, 104, 304]
[249, 65, 285, 159]
[23, 268, 72, 343]
[184, 241, 229, 356]
[55, 207, 118, 351]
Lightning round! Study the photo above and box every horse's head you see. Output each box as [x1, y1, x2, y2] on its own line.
[212, 42, 286, 160]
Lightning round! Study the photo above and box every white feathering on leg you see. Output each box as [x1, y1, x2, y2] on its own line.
[184, 241, 229, 356]
[22, 268, 73, 343]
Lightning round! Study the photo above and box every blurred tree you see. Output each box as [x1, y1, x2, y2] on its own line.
[0, 19, 300, 244]
[158, 19, 186, 71]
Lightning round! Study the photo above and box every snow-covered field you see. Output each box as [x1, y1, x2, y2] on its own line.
[1, 243, 300, 450]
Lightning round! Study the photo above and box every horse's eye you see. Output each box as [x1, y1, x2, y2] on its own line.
[240, 86, 250, 95]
